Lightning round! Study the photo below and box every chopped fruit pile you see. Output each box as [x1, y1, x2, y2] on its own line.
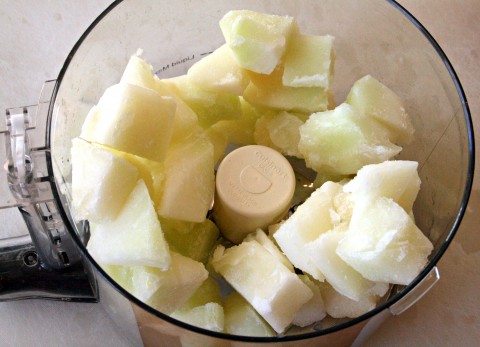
[71, 9, 433, 337]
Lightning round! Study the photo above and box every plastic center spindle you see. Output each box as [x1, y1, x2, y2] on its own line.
[213, 145, 296, 244]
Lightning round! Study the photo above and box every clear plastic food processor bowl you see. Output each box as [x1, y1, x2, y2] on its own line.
[0, 0, 474, 346]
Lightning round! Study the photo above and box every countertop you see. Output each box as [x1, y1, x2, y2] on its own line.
[0, 1, 478, 346]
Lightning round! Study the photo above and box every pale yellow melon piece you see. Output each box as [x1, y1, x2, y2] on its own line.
[178, 276, 222, 311]
[87, 180, 170, 270]
[244, 229, 294, 272]
[211, 241, 313, 333]
[223, 291, 275, 337]
[292, 275, 327, 327]
[95, 144, 164, 207]
[337, 196, 433, 285]
[212, 98, 275, 146]
[71, 138, 138, 222]
[141, 252, 208, 314]
[305, 226, 380, 301]
[101, 264, 135, 294]
[343, 160, 420, 213]
[157, 134, 215, 223]
[298, 103, 402, 175]
[187, 44, 250, 95]
[120, 54, 200, 143]
[317, 281, 379, 319]
[171, 302, 224, 332]
[80, 83, 176, 162]
[273, 182, 344, 281]
[254, 111, 304, 158]
[204, 127, 228, 164]
[160, 218, 220, 264]
[346, 75, 414, 143]
[244, 65, 330, 113]
[220, 10, 297, 74]
[283, 34, 335, 88]
[163, 75, 242, 128]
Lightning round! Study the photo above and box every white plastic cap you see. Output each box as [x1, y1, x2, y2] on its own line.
[213, 145, 296, 244]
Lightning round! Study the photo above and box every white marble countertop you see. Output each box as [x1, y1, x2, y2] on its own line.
[0, 1, 479, 346]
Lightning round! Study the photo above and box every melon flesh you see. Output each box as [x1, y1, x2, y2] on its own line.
[87, 180, 170, 270]
[171, 303, 224, 332]
[187, 44, 250, 95]
[80, 83, 176, 162]
[298, 103, 401, 175]
[163, 75, 242, 128]
[346, 75, 414, 143]
[211, 241, 313, 333]
[343, 160, 421, 212]
[157, 134, 215, 223]
[283, 34, 335, 89]
[244, 65, 330, 114]
[220, 10, 297, 74]
[224, 291, 275, 337]
[120, 54, 200, 143]
[71, 138, 138, 222]
[336, 196, 433, 285]
[292, 275, 326, 327]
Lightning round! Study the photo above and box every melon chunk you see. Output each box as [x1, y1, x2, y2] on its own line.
[292, 275, 327, 327]
[220, 10, 297, 74]
[244, 65, 330, 113]
[178, 276, 222, 311]
[224, 291, 275, 337]
[71, 138, 138, 222]
[211, 241, 313, 333]
[163, 75, 242, 128]
[305, 226, 379, 301]
[204, 127, 228, 164]
[254, 111, 305, 158]
[347, 75, 414, 143]
[187, 44, 250, 95]
[211, 98, 273, 146]
[283, 34, 335, 88]
[96, 144, 164, 207]
[160, 218, 220, 264]
[120, 54, 200, 143]
[157, 134, 215, 223]
[343, 160, 420, 212]
[244, 229, 293, 272]
[171, 303, 224, 332]
[87, 180, 170, 270]
[298, 103, 401, 175]
[80, 83, 176, 162]
[273, 182, 344, 281]
[337, 196, 433, 285]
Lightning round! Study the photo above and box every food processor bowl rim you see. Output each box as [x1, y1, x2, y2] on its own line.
[45, 0, 475, 342]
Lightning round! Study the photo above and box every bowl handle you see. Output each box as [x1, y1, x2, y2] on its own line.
[0, 81, 97, 302]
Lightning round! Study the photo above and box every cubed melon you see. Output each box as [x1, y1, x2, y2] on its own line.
[120, 54, 200, 143]
[204, 127, 228, 164]
[211, 98, 274, 146]
[336, 196, 433, 284]
[87, 179, 170, 270]
[171, 302, 224, 332]
[346, 75, 414, 143]
[163, 75, 242, 128]
[157, 134, 215, 223]
[244, 65, 330, 113]
[305, 226, 379, 301]
[283, 34, 335, 88]
[273, 182, 344, 281]
[254, 111, 304, 158]
[178, 276, 222, 311]
[343, 160, 421, 212]
[224, 291, 275, 337]
[71, 138, 138, 222]
[220, 10, 297, 74]
[211, 241, 313, 333]
[187, 44, 250, 95]
[160, 218, 220, 264]
[292, 275, 327, 327]
[80, 83, 176, 162]
[298, 103, 402, 175]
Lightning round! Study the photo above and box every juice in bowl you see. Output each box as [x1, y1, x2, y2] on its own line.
[4, 1, 472, 346]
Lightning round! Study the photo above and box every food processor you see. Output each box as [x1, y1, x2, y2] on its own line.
[0, 0, 474, 346]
